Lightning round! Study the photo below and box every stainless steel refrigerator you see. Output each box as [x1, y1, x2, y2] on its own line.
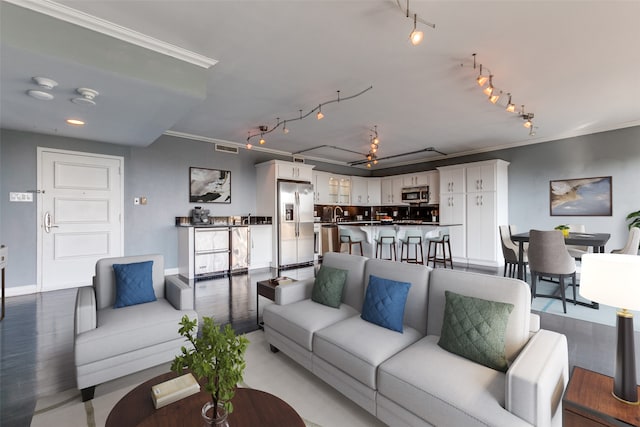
[278, 180, 315, 268]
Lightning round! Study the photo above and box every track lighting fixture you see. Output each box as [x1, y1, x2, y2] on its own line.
[245, 86, 372, 146]
[397, 0, 435, 46]
[470, 54, 538, 135]
[506, 94, 516, 113]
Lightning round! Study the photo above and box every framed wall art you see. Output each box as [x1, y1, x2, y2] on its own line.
[189, 167, 231, 203]
[550, 176, 612, 216]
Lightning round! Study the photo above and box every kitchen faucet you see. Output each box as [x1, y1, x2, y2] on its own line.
[333, 206, 343, 222]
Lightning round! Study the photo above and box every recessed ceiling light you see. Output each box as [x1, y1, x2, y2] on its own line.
[27, 90, 54, 101]
[66, 119, 85, 126]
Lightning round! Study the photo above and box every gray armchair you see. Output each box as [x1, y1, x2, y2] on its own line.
[528, 230, 576, 313]
[499, 225, 527, 279]
[74, 254, 196, 401]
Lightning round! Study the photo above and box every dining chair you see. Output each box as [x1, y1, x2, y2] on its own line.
[425, 228, 453, 269]
[338, 226, 364, 256]
[527, 229, 577, 313]
[499, 225, 527, 280]
[611, 227, 640, 255]
[399, 229, 424, 264]
[565, 224, 589, 260]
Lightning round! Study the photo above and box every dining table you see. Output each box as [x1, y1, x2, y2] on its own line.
[510, 231, 610, 309]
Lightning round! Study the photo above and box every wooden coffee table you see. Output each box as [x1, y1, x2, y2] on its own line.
[106, 371, 305, 427]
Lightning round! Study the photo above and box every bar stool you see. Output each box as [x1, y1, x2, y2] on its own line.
[399, 229, 424, 264]
[426, 228, 453, 269]
[375, 228, 397, 260]
[338, 226, 364, 255]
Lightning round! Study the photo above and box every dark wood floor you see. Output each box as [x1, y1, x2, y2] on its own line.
[0, 262, 636, 427]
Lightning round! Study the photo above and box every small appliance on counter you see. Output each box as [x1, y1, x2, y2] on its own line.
[191, 207, 210, 224]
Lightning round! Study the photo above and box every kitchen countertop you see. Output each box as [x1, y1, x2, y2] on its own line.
[315, 221, 443, 226]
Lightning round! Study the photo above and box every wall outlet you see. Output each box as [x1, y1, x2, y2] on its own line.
[134, 197, 140, 205]
[10, 192, 33, 202]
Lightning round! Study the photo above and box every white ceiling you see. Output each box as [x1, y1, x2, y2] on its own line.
[2, 1, 639, 169]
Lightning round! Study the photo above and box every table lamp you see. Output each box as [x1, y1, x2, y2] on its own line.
[580, 253, 640, 405]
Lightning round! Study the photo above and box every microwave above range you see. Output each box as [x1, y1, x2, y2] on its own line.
[401, 186, 429, 203]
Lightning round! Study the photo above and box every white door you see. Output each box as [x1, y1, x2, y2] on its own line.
[37, 148, 123, 292]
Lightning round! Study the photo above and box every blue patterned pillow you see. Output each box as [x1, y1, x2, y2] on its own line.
[361, 275, 411, 332]
[112, 261, 156, 308]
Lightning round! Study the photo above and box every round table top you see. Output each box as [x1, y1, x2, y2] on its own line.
[105, 371, 305, 427]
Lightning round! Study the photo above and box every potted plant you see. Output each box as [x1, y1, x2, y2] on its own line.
[554, 224, 570, 237]
[626, 210, 640, 229]
[171, 315, 249, 425]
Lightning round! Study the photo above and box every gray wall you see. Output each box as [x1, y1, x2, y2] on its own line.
[1, 126, 639, 290]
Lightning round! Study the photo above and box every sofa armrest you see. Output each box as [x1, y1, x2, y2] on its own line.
[506, 329, 569, 427]
[165, 276, 194, 310]
[275, 278, 315, 305]
[75, 286, 97, 335]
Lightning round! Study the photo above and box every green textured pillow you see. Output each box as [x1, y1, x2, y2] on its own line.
[438, 291, 514, 372]
[311, 265, 348, 308]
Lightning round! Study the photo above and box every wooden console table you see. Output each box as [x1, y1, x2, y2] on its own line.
[563, 366, 639, 426]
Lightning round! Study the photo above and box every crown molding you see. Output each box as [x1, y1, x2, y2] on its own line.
[5, 0, 218, 69]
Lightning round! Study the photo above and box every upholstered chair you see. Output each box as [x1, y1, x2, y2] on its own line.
[425, 228, 453, 269]
[74, 254, 196, 401]
[499, 225, 528, 280]
[565, 224, 589, 259]
[399, 229, 424, 264]
[338, 226, 364, 255]
[611, 227, 640, 255]
[375, 228, 397, 260]
[527, 230, 577, 313]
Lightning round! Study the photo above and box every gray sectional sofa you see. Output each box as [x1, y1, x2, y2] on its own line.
[263, 252, 569, 427]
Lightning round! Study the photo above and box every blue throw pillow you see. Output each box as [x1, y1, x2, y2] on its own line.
[361, 275, 411, 332]
[112, 261, 156, 308]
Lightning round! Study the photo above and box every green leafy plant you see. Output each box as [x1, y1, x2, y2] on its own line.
[554, 225, 569, 230]
[626, 210, 640, 229]
[171, 316, 249, 418]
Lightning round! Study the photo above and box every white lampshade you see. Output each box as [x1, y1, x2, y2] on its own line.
[580, 253, 640, 311]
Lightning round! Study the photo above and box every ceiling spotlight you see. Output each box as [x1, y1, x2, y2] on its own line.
[32, 76, 58, 90]
[409, 14, 424, 46]
[316, 106, 324, 120]
[373, 159, 378, 165]
[373, 136, 379, 145]
[259, 135, 266, 144]
[66, 119, 85, 126]
[529, 126, 536, 136]
[483, 75, 494, 96]
[476, 65, 489, 87]
[489, 90, 501, 104]
[27, 90, 54, 101]
[523, 119, 533, 129]
[506, 94, 516, 113]
[282, 121, 289, 134]
[246, 143, 252, 149]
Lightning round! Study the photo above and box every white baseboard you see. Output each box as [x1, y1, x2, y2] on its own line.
[5, 285, 37, 297]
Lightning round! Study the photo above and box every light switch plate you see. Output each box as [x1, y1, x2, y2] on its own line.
[10, 192, 33, 202]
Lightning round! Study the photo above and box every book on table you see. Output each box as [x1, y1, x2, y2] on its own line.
[151, 373, 200, 409]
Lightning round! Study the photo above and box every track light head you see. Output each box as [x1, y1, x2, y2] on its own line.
[246, 143, 252, 149]
[409, 14, 424, 45]
[489, 91, 500, 104]
[316, 106, 324, 120]
[259, 134, 266, 144]
[506, 94, 516, 113]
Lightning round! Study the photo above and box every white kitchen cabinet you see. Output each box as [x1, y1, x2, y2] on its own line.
[351, 176, 368, 206]
[426, 171, 439, 205]
[336, 175, 351, 204]
[466, 163, 496, 192]
[438, 159, 509, 268]
[249, 224, 272, 270]
[367, 178, 381, 205]
[381, 177, 405, 205]
[276, 161, 313, 182]
[402, 172, 429, 187]
[439, 193, 466, 261]
[178, 227, 230, 279]
[313, 171, 333, 204]
[440, 166, 466, 194]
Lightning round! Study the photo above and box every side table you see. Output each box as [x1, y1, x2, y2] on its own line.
[0, 245, 7, 321]
[256, 278, 296, 329]
[563, 366, 639, 426]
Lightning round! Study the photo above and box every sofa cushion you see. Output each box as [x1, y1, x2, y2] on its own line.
[75, 298, 188, 365]
[438, 291, 514, 372]
[361, 275, 411, 332]
[311, 265, 348, 308]
[112, 261, 157, 308]
[313, 315, 422, 389]
[378, 335, 530, 427]
[263, 299, 358, 351]
[320, 252, 368, 310]
[427, 268, 531, 362]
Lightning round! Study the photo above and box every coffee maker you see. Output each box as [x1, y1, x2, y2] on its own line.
[191, 206, 210, 224]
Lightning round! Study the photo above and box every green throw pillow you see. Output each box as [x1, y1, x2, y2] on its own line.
[438, 290, 514, 372]
[311, 265, 348, 308]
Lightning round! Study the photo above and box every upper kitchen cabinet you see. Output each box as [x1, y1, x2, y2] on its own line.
[313, 172, 350, 204]
[381, 177, 405, 205]
[313, 171, 332, 204]
[402, 172, 429, 187]
[466, 163, 498, 193]
[426, 171, 439, 204]
[276, 161, 314, 182]
[351, 176, 381, 206]
[439, 166, 465, 194]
